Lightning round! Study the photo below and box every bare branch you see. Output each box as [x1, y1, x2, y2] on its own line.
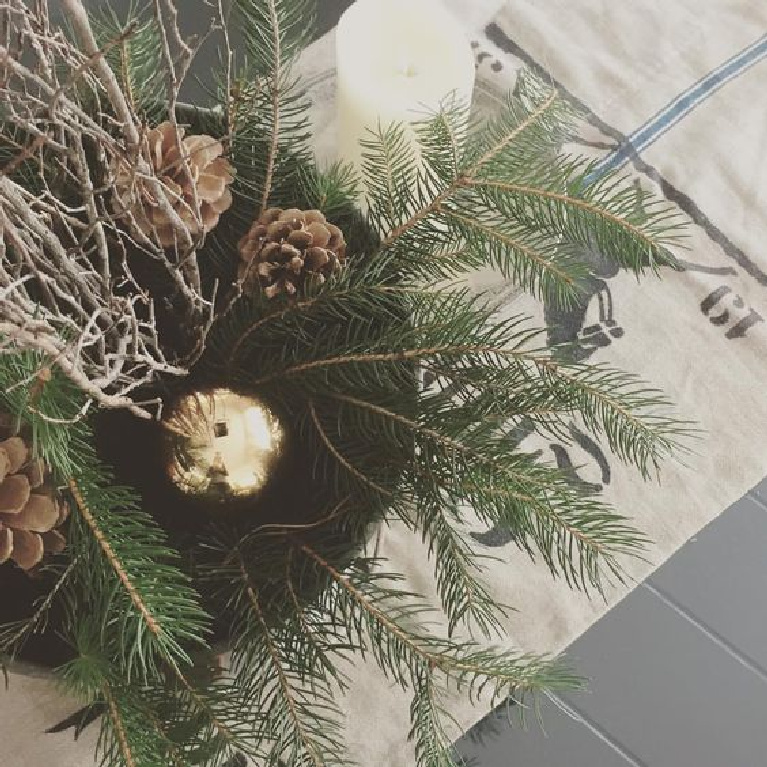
[0, 1, 225, 417]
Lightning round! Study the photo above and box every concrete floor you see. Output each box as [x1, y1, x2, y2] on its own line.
[456, 482, 767, 767]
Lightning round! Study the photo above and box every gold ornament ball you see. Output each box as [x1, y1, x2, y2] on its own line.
[163, 388, 285, 503]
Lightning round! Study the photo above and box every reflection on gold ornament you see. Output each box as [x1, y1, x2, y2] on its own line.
[163, 388, 285, 502]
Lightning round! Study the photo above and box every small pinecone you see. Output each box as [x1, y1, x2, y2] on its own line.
[114, 122, 234, 248]
[237, 208, 347, 298]
[0, 418, 68, 571]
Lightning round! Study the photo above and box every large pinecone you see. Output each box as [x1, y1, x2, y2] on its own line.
[237, 208, 347, 298]
[114, 122, 234, 248]
[0, 422, 67, 571]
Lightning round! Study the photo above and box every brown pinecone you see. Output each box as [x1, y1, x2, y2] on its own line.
[114, 122, 234, 248]
[0, 421, 67, 571]
[237, 208, 347, 298]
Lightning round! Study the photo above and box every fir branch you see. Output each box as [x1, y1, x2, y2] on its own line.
[246, 323, 682, 476]
[466, 178, 659, 248]
[65, 467, 210, 681]
[102, 683, 137, 767]
[0, 555, 79, 658]
[398, 501, 506, 639]
[226, 282, 409, 366]
[377, 90, 559, 250]
[309, 401, 393, 498]
[229, 0, 314, 219]
[440, 208, 580, 300]
[409, 668, 462, 767]
[300, 545, 575, 697]
[362, 77, 678, 301]
[68, 479, 162, 642]
[260, 0, 282, 215]
[283, 547, 350, 689]
[229, 551, 350, 767]
[327, 392, 645, 589]
[241, 563, 326, 767]
[169, 666, 241, 752]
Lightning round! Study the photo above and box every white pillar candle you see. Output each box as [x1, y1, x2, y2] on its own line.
[336, 0, 476, 195]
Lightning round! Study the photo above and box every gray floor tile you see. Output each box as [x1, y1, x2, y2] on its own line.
[649, 494, 767, 673]
[559, 586, 767, 767]
[750, 478, 767, 507]
[455, 697, 630, 767]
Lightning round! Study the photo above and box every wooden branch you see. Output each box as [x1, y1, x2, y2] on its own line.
[260, 0, 282, 215]
[59, 0, 140, 146]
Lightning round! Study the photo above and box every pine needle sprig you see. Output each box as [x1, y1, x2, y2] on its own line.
[358, 73, 681, 306]
[300, 544, 581, 764]
[395, 499, 507, 640]
[409, 668, 463, 767]
[210, 550, 351, 767]
[0, 354, 210, 681]
[229, 0, 315, 219]
[90, 2, 164, 118]
[65, 473, 209, 682]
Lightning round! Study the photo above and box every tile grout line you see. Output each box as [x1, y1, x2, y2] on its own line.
[643, 581, 767, 686]
[545, 692, 649, 767]
[746, 490, 767, 513]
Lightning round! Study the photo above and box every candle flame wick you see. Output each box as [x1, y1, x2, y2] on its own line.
[395, 57, 419, 79]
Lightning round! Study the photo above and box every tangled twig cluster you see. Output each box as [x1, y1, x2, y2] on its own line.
[0, 0, 230, 419]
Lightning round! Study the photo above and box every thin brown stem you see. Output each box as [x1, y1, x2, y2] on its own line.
[102, 683, 137, 767]
[68, 479, 161, 636]
[309, 402, 392, 497]
[237, 556, 326, 767]
[260, 0, 281, 215]
[379, 90, 559, 251]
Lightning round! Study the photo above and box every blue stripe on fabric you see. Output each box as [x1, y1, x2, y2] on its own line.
[587, 32, 767, 182]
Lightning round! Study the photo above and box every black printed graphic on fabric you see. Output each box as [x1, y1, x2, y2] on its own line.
[545, 243, 624, 364]
[471, 424, 611, 549]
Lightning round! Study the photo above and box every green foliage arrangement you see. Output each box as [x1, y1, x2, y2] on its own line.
[0, 1, 686, 766]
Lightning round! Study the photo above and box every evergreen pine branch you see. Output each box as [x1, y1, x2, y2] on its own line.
[228, 0, 315, 219]
[309, 400, 393, 499]
[300, 544, 580, 767]
[66, 476, 209, 680]
[371, 88, 561, 252]
[297, 161, 360, 219]
[222, 551, 350, 767]
[60, 613, 257, 767]
[396, 500, 507, 639]
[441, 207, 587, 304]
[231, 281, 685, 475]
[301, 545, 577, 695]
[89, 2, 165, 118]
[282, 547, 353, 689]
[0, 353, 216, 682]
[358, 75, 679, 303]
[0, 556, 79, 658]
[101, 682, 140, 767]
[409, 668, 463, 767]
[329, 391, 645, 589]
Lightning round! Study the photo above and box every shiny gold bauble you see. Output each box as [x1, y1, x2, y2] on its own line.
[162, 388, 285, 502]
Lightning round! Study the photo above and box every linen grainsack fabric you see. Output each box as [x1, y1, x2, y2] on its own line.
[3, 1, 767, 765]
